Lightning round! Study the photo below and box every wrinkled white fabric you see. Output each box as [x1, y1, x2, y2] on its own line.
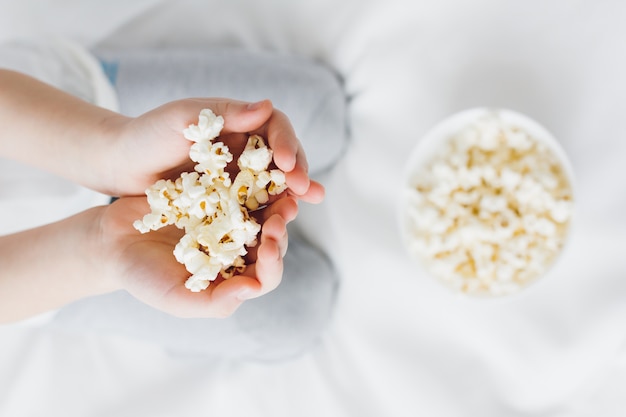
[0, 1, 625, 416]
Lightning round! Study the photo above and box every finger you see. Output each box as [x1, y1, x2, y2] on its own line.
[159, 274, 261, 318]
[279, 144, 312, 197]
[254, 195, 299, 223]
[247, 209, 289, 262]
[208, 98, 274, 134]
[244, 233, 284, 297]
[171, 98, 273, 135]
[244, 196, 294, 262]
[289, 179, 326, 204]
[262, 213, 289, 258]
[256, 109, 300, 172]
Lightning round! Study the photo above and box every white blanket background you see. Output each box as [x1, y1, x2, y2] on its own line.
[1, 1, 625, 416]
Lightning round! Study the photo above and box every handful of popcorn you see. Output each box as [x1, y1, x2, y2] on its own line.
[133, 109, 287, 292]
[403, 109, 574, 297]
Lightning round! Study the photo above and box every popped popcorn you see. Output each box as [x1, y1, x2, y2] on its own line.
[133, 109, 287, 292]
[404, 111, 574, 297]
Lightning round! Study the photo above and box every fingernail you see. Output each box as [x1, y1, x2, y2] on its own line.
[247, 100, 266, 111]
[236, 287, 257, 301]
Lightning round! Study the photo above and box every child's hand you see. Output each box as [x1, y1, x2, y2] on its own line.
[97, 194, 298, 318]
[1, 72, 322, 204]
[105, 98, 324, 204]
[0, 71, 324, 321]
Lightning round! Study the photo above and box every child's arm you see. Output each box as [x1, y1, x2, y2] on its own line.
[0, 206, 118, 323]
[0, 69, 323, 201]
[0, 68, 123, 194]
[0, 194, 296, 323]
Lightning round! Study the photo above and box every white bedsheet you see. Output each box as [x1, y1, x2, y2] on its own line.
[1, 1, 626, 416]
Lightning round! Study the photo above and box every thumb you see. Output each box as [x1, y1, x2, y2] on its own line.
[211, 99, 274, 134]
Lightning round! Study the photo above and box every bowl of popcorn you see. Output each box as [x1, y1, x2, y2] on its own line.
[401, 108, 575, 297]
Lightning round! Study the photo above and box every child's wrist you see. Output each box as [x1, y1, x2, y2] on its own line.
[89, 113, 133, 196]
[79, 205, 125, 295]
